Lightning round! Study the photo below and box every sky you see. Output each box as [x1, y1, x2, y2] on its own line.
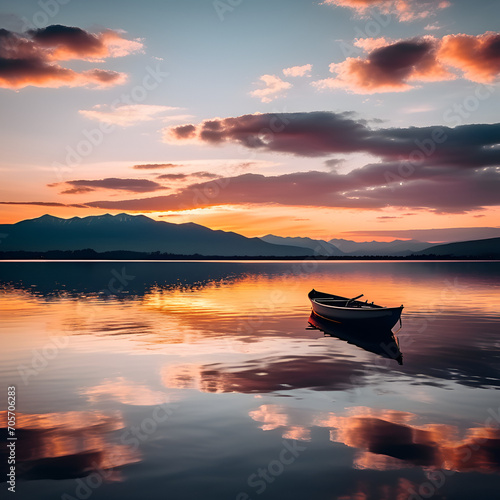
[1, 0, 499, 242]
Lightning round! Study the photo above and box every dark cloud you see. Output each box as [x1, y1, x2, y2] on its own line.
[324, 158, 345, 171]
[0, 25, 140, 89]
[49, 178, 166, 194]
[132, 163, 180, 170]
[0, 201, 88, 208]
[317, 38, 450, 93]
[156, 173, 188, 180]
[85, 165, 500, 214]
[316, 32, 500, 93]
[191, 171, 220, 179]
[156, 172, 219, 181]
[81, 112, 500, 214]
[165, 112, 500, 167]
[343, 227, 500, 241]
[28, 25, 103, 57]
[370, 39, 438, 76]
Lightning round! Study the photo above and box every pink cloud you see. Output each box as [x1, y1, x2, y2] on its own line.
[79, 104, 178, 127]
[0, 25, 141, 89]
[283, 64, 312, 77]
[315, 37, 453, 94]
[250, 74, 292, 102]
[314, 32, 500, 94]
[48, 178, 166, 194]
[29, 25, 143, 61]
[438, 32, 500, 83]
[322, 0, 450, 22]
[133, 163, 181, 170]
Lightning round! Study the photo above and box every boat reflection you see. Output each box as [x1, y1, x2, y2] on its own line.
[308, 312, 403, 365]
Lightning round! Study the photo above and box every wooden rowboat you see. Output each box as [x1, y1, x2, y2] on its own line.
[308, 289, 403, 331]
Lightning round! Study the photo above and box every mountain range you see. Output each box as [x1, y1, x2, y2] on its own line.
[0, 214, 311, 257]
[0, 214, 498, 258]
[261, 235, 430, 256]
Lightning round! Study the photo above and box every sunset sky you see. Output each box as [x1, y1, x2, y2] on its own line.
[1, 0, 499, 241]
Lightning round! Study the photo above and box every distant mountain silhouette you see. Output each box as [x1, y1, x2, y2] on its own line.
[414, 237, 500, 258]
[1, 215, 497, 259]
[260, 234, 344, 256]
[328, 238, 430, 256]
[261, 234, 429, 256]
[260, 233, 499, 258]
[0, 214, 314, 257]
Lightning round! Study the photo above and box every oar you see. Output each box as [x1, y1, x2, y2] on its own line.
[346, 293, 363, 305]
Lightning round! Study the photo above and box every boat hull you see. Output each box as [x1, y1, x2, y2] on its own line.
[309, 289, 403, 331]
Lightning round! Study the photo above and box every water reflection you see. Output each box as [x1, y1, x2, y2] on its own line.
[1, 261, 499, 499]
[0, 410, 139, 481]
[321, 407, 500, 474]
[247, 405, 500, 473]
[307, 312, 403, 364]
[81, 377, 172, 406]
[161, 354, 368, 393]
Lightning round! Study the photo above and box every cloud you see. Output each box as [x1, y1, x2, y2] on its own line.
[250, 74, 292, 102]
[99, 112, 500, 214]
[79, 104, 178, 127]
[191, 171, 220, 179]
[283, 64, 312, 77]
[424, 22, 442, 31]
[324, 158, 345, 171]
[84, 166, 500, 214]
[342, 227, 500, 242]
[133, 163, 181, 170]
[0, 201, 87, 208]
[322, 0, 450, 22]
[0, 25, 142, 89]
[438, 32, 500, 83]
[156, 173, 188, 180]
[28, 25, 143, 61]
[353, 37, 391, 51]
[314, 32, 500, 93]
[49, 178, 166, 194]
[164, 111, 500, 166]
[316, 407, 500, 473]
[164, 111, 374, 155]
[81, 377, 169, 406]
[315, 37, 453, 94]
[162, 355, 367, 393]
[156, 171, 219, 181]
[0, 409, 140, 481]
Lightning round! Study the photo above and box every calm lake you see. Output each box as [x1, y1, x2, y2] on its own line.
[1, 261, 500, 500]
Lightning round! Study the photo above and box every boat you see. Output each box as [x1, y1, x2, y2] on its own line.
[307, 312, 403, 364]
[308, 289, 403, 331]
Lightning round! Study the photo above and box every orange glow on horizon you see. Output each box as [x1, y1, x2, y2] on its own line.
[1, 204, 498, 243]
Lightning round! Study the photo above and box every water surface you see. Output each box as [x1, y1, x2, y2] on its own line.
[1, 261, 499, 499]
